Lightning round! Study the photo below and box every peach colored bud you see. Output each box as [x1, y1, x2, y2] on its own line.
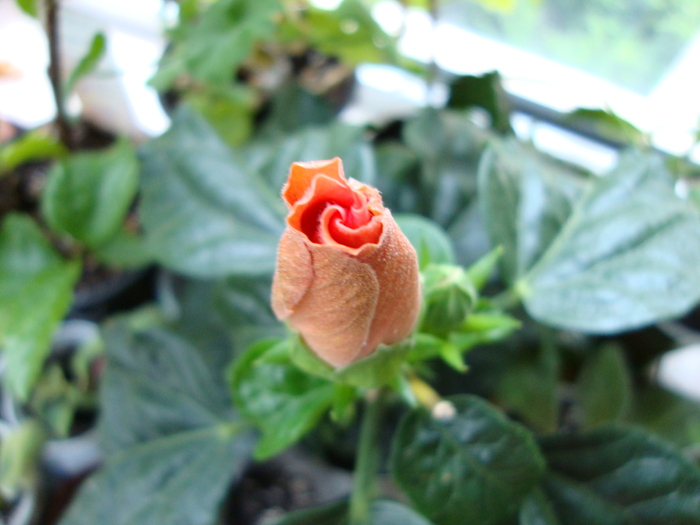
[272, 158, 421, 368]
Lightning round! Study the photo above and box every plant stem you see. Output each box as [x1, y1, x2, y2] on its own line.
[46, 0, 72, 149]
[348, 388, 387, 525]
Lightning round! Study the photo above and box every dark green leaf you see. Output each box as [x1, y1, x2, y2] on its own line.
[394, 214, 455, 269]
[370, 500, 434, 525]
[0, 214, 81, 400]
[92, 229, 153, 269]
[522, 151, 700, 332]
[0, 130, 66, 174]
[478, 138, 587, 285]
[391, 394, 546, 525]
[540, 426, 700, 524]
[59, 424, 251, 525]
[565, 108, 647, 147]
[262, 82, 336, 135]
[448, 72, 512, 134]
[99, 320, 236, 453]
[42, 139, 139, 248]
[230, 339, 336, 459]
[519, 488, 562, 525]
[495, 343, 559, 433]
[64, 33, 106, 95]
[626, 385, 700, 450]
[139, 106, 285, 277]
[577, 345, 631, 429]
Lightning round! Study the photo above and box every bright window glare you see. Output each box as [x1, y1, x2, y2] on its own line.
[310, 0, 344, 10]
[371, 1, 700, 161]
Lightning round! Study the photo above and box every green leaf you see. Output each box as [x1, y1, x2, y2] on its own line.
[626, 385, 700, 450]
[301, 0, 397, 65]
[0, 421, 46, 498]
[466, 246, 503, 290]
[290, 336, 411, 389]
[269, 499, 434, 525]
[269, 499, 348, 525]
[92, 228, 153, 269]
[246, 121, 377, 190]
[60, 317, 253, 525]
[230, 339, 336, 459]
[99, 321, 237, 453]
[565, 108, 647, 147]
[448, 72, 512, 134]
[0, 214, 81, 400]
[161, 0, 281, 87]
[391, 394, 546, 525]
[15, 0, 38, 17]
[394, 214, 455, 270]
[42, 139, 139, 248]
[478, 137, 587, 285]
[139, 106, 285, 278]
[59, 425, 251, 525]
[0, 130, 66, 174]
[64, 33, 106, 95]
[186, 84, 255, 147]
[403, 109, 489, 227]
[519, 488, 562, 525]
[261, 82, 337, 135]
[577, 345, 632, 429]
[420, 264, 477, 338]
[495, 343, 559, 433]
[522, 151, 700, 332]
[539, 426, 700, 524]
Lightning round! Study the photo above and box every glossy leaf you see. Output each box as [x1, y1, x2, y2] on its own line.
[540, 426, 700, 524]
[391, 394, 546, 525]
[577, 345, 632, 429]
[522, 151, 700, 332]
[59, 424, 251, 525]
[230, 339, 336, 459]
[42, 140, 139, 248]
[0, 214, 81, 400]
[139, 106, 285, 277]
[519, 488, 562, 525]
[269, 499, 433, 525]
[478, 137, 586, 285]
[566, 108, 647, 147]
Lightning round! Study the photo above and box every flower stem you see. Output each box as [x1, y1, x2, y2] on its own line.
[46, 0, 73, 149]
[348, 388, 387, 525]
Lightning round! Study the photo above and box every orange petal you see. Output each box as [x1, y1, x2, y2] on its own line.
[282, 158, 345, 208]
[271, 228, 315, 319]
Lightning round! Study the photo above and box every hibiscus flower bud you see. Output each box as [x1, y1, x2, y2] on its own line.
[271, 158, 421, 368]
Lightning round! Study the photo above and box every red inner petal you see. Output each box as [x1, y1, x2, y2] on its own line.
[290, 175, 382, 249]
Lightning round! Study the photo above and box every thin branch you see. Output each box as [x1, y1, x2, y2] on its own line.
[46, 0, 73, 149]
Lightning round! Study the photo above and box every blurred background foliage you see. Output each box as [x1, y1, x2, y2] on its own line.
[1, 0, 700, 524]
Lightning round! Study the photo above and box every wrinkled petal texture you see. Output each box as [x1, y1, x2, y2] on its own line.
[272, 158, 421, 368]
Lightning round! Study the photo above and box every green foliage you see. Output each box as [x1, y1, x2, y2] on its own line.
[566, 108, 647, 147]
[60, 317, 253, 525]
[391, 395, 546, 525]
[269, 499, 433, 525]
[0, 421, 45, 498]
[576, 344, 632, 429]
[448, 72, 512, 134]
[15, 0, 37, 17]
[538, 426, 700, 524]
[42, 139, 139, 248]
[152, 0, 282, 89]
[139, 106, 285, 277]
[0, 130, 66, 175]
[394, 214, 455, 269]
[230, 338, 335, 459]
[420, 264, 477, 338]
[64, 33, 107, 96]
[521, 151, 700, 332]
[0, 214, 81, 400]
